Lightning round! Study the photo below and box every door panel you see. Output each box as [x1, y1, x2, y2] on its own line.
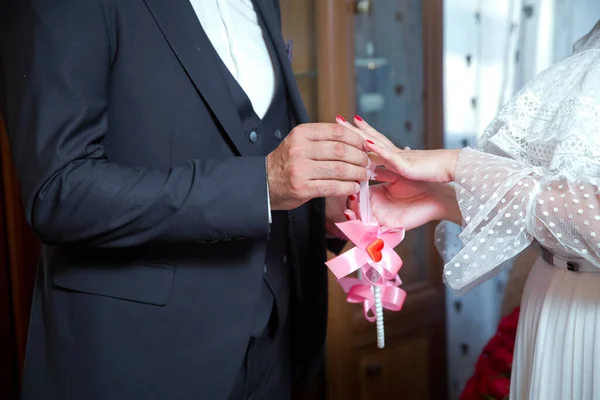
[359, 334, 430, 400]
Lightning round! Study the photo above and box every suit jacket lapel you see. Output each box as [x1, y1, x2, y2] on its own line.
[251, 0, 309, 124]
[143, 0, 249, 155]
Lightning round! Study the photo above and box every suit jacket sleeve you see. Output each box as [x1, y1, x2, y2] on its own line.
[0, 0, 270, 247]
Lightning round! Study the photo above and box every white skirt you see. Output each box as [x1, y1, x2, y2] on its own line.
[511, 255, 600, 399]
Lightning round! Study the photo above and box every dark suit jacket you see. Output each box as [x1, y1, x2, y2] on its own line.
[0, 0, 331, 398]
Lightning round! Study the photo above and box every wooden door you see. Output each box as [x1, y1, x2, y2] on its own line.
[281, 1, 447, 399]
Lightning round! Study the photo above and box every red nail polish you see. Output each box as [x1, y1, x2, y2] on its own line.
[344, 212, 352, 220]
[336, 114, 346, 122]
[354, 115, 363, 122]
[366, 140, 374, 145]
[349, 195, 356, 201]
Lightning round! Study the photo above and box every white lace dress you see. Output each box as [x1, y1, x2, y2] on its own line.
[436, 22, 600, 399]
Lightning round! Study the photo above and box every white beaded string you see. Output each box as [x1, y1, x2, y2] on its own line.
[372, 285, 385, 348]
[362, 162, 385, 349]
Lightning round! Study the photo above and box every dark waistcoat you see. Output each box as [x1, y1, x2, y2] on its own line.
[217, 23, 292, 335]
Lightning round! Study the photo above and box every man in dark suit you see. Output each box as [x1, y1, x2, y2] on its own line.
[0, 0, 369, 399]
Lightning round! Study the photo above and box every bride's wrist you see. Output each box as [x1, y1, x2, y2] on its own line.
[433, 183, 462, 225]
[445, 149, 462, 182]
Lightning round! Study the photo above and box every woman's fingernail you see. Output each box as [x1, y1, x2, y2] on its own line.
[349, 195, 356, 201]
[354, 115, 363, 122]
[336, 114, 346, 122]
[344, 211, 352, 220]
[366, 139, 374, 145]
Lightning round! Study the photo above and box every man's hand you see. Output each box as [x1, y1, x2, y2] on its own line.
[267, 123, 369, 211]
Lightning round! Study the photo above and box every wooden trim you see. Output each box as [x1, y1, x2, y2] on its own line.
[316, 0, 356, 121]
[421, 1, 448, 398]
[318, 1, 359, 398]
[422, 0, 445, 152]
[422, 0, 446, 288]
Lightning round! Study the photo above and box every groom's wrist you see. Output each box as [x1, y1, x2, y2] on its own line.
[265, 158, 272, 224]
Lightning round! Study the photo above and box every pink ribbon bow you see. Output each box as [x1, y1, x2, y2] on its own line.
[338, 275, 406, 323]
[325, 174, 407, 323]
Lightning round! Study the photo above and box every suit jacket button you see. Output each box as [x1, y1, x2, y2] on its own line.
[264, 264, 268, 274]
[249, 130, 258, 143]
[274, 129, 282, 140]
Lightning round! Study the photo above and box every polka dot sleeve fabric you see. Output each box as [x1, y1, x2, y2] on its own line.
[439, 147, 600, 293]
[530, 175, 600, 262]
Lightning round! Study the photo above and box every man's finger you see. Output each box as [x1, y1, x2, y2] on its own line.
[310, 141, 369, 167]
[309, 161, 368, 181]
[308, 180, 361, 199]
[302, 123, 365, 151]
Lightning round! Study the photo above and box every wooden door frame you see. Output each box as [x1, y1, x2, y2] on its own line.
[317, 0, 446, 398]
[316, 1, 357, 397]
[315, 0, 356, 123]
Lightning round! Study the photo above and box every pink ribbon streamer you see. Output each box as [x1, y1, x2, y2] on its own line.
[325, 167, 407, 323]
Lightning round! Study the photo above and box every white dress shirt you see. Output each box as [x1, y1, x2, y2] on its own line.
[191, 0, 275, 221]
[190, 0, 275, 119]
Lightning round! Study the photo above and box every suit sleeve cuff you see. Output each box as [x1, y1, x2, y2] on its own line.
[266, 158, 272, 224]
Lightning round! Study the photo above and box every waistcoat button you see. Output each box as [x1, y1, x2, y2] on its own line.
[249, 130, 258, 143]
[274, 129, 282, 140]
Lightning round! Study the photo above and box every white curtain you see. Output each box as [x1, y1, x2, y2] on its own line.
[441, 0, 600, 398]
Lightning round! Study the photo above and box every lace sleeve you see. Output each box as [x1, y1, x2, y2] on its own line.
[441, 147, 600, 294]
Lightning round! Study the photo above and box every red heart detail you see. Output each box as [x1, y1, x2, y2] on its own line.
[366, 238, 384, 263]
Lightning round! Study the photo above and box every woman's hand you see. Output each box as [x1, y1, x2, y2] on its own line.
[335, 115, 463, 229]
[346, 169, 462, 231]
[336, 115, 462, 183]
